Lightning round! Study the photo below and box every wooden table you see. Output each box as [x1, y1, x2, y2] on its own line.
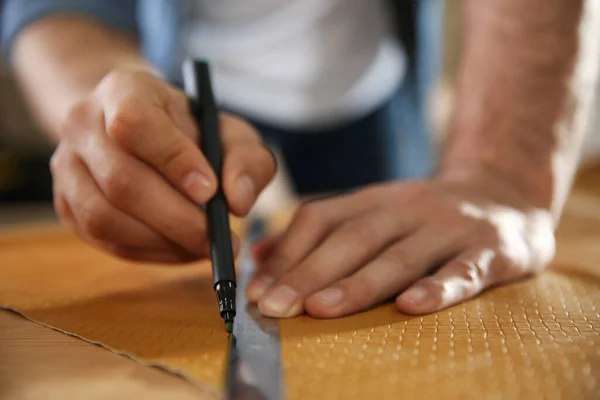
[1, 164, 600, 399]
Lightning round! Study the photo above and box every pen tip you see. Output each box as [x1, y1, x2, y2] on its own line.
[225, 321, 234, 333]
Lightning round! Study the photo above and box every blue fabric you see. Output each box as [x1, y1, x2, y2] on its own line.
[1, 0, 138, 61]
[136, 0, 190, 83]
[245, 65, 433, 196]
[0, 0, 443, 190]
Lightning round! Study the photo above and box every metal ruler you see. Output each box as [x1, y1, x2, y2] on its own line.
[226, 219, 284, 400]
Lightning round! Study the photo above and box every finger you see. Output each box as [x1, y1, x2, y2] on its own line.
[54, 192, 78, 231]
[251, 233, 283, 264]
[106, 221, 241, 264]
[51, 148, 76, 229]
[62, 105, 217, 258]
[52, 153, 120, 252]
[396, 248, 497, 315]
[102, 97, 217, 204]
[109, 245, 198, 264]
[246, 193, 379, 303]
[52, 152, 163, 258]
[219, 114, 264, 148]
[57, 151, 190, 254]
[220, 115, 276, 216]
[167, 89, 199, 141]
[256, 208, 419, 317]
[55, 190, 125, 255]
[303, 225, 462, 318]
[222, 144, 277, 216]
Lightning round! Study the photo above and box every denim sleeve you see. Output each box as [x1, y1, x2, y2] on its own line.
[1, 0, 137, 65]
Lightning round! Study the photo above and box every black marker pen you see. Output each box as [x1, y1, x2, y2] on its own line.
[183, 60, 236, 333]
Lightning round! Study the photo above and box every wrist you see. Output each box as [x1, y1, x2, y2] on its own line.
[435, 159, 554, 214]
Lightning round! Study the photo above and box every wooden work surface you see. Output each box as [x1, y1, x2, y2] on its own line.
[1, 165, 600, 400]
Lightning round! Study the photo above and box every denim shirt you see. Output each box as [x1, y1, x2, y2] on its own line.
[1, 0, 443, 178]
[1, 0, 441, 88]
[2, 0, 188, 82]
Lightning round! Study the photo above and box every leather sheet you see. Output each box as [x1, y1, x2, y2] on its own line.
[281, 273, 599, 399]
[1, 218, 599, 399]
[0, 226, 237, 399]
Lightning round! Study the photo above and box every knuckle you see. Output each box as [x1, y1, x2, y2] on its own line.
[502, 263, 524, 280]
[221, 114, 261, 143]
[49, 149, 64, 174]
[306, 264, 330, 285]
[380, 247, 414, 269]
[53, 193, 70, 220]
[269, 247, 296, 270]
[106, 102, 145, 145]
[98, 69, 136, 93]
[170, 88, 189, 106]
[101, 164, 134, 204]
[420, 280, 446, 307]
[495, 254, 527, 281]
[60, 101, 95, 140]
[387, 182, 428, 205]
[256, 146, 277, 177]
[342, 278, 374, 309]
[339, 221, 378, 252]
[452, 258, 485, 285]
[357, 184, 387, 204]
[49, 146, 77, 179]
[472, 223, 501, 246]
[295, 202, 324, 226]
[228, 144, 276, 183]
[157, 141, 192, 173]
[78, 198, 111, 239]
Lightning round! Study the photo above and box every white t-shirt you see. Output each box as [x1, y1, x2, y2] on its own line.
[185, 0, 406, 129]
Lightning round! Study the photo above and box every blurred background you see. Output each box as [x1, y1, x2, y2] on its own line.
[1, 1, 599, 227]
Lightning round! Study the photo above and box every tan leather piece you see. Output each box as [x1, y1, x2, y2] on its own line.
[1, 172, 600, 398]
[0, 226, 245, 398]
[280, 273, 599, 400]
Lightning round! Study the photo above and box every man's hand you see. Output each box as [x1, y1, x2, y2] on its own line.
[245, 0, 594, 319]
[246, 178, 555, 318]
[50, 69, 276, 263]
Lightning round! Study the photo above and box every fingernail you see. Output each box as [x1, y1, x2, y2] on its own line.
[246, 275, 274, 302]
[260, 285, 298, 316]
[401, 285, 429, 304]
[182, 172, 213, 203]
[312, 287, 344, 307]
[236, 175, 255, 208]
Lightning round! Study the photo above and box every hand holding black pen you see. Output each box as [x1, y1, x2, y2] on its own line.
[183, 60, 238, 333]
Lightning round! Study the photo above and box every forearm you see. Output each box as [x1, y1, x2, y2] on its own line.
[438, 0, 600, 221]
[11, 15, 155, 141]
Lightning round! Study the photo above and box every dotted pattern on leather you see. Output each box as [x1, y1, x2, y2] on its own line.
[1, 221, 599, 400]
[280, 273, 599, 400]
